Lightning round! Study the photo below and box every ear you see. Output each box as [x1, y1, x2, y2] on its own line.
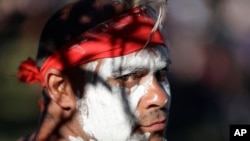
[45, 69, 76, 111]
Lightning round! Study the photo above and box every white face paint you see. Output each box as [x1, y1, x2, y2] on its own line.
[76, 45, 171, 140]
[69, 136, 84, 141]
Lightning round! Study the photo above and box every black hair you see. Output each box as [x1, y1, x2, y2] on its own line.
[35, 0, 129, 68]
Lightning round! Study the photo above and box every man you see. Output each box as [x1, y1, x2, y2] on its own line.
[18, 0, 171, 140]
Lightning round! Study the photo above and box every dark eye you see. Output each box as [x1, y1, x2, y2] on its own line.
[116, 74, 131, 81]
[155, 67, 169, 81]
[115, 70, 147, 83]
[116, 72, 139, 82]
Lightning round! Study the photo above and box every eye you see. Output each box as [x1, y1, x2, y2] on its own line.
[155, 67, 169, 81]
[116, 72, 141, 82]
[116, 74, 131, 81]
[115, 70, 148, 87]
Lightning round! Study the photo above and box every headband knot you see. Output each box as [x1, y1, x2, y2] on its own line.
[18, 57, 42, 84]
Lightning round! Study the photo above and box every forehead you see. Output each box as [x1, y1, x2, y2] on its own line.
[81, 45, 169, 75]
[104, 45, 169, 74]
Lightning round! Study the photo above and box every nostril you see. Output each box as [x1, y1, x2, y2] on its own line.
[147, 104, 160, 109]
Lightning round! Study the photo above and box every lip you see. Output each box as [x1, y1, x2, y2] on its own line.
[139, 119, 166, 132]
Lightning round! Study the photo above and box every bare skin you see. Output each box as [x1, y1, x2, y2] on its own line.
[19, 46, 170, 141]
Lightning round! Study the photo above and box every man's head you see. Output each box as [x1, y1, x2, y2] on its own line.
[18, 0, 170, 140]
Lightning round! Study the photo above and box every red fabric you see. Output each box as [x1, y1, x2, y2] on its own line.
[18, 57, 42, 84]
[18, 7, 165, 87]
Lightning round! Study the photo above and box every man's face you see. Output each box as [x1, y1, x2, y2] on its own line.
[74, 45, 171, 141]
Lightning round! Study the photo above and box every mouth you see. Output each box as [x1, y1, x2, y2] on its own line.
[138, 118, 166, 132]
[134, 108, 168, 133]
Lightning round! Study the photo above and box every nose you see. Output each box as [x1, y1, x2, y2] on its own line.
[140, 76, 168, 109]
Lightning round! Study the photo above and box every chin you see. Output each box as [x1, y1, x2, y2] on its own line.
[149, 131, 166, 140]
[132, 126, 166, 141]
[130, 132, 166, 141]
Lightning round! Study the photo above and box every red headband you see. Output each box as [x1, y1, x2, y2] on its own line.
[18, 7, 165, 87]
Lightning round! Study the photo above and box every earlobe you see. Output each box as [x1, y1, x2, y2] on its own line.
[45, 69, 76, 110]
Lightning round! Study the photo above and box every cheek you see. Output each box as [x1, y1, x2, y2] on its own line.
[128, 85, 147, 114]
[127, 75, 153, 115]
[77, 83, 138, 140]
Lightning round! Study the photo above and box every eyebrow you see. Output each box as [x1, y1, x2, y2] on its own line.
[112, 67, 147, 77]
[112, 59, 171, 77]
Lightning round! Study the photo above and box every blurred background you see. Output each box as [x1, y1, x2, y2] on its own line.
[0, 0, 250, 141]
